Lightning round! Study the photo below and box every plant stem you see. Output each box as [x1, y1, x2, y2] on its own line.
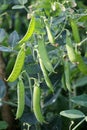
[24, 6, 29, 13]
[69, 92, 72, 109]
[55, 18, 67, 40]
[69, 121, 74, 130]
[78, 37, 87, 46]
[72, 118, 85, 130]
[36, 123, 41, 130]
[0, 12, 7, 18]
[22, 71, 33, 111]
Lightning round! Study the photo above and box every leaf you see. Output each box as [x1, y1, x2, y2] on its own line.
[71, 94, 87, 107]
[0, 121, 8, 129]
[25, 94, 31, 107]
[12, 5, 24, 9]
[0, 4, 9, 11]
[39, 0, 51, 16]
[43, 88, 61, 107]
[60, 109, 85, 119]
[8, 31, 19, 47]
[0, 28, 6, 42]
[20, 113, 37, 125]
[0, 78, 6, 99]
[18, 0, 28, 5]
[18, 16, 35, 44]
[0, 46, 14, 52]
[85, 116, 87, 122]
[35, 18, 45, 34]
[25, 64, 40, 75]
[74, 76, 87, 88]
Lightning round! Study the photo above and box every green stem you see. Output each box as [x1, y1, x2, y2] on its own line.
[36, 123, 41, 130]
[0, 12, 7, 18]
[69, 92, 72, 109]
[78, 37, 87, 46]
[72, 118, 85, 130]
[24, 6, 29, 13]
[25, 123, 31, 130]
[1, 100, 17, 107]
[55, 18, 67, 40]
[22, 71, 33, 111]
[69, 121, 74, 130]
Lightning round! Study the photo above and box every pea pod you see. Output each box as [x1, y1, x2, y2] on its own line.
[16, 78, 25, 119]
[70, 19, 80, 43]
[18, 16, 35, 44]
[76, 53, 87, 75]
[66, 30, 77, 63]
[44, 20, 55, 45]
[33, 83, 46, 124]
[61, 74, 67, 91]
[7, 45, 25, 82]
[64, 60, 72, 92]
[38, 38, 54, 72]
[39, 55, 54, 92]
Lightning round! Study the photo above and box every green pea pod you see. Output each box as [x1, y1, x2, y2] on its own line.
[64, 60, 72, 92]
[18, 16, 35, 44]
[66, 30, 77, 63]
[76, 53, 87, 75]
[61, 74, 67, 91]
[44, 20, 55, 45]
[70, 19, 80, 43]
[33, 83, 46, 124]
[7, 45, 25, 82]
[16, 78, 25, 119]
[14, 13, 21, 33]
[39, 55, 54, 92]
[38, 38, 54, 72]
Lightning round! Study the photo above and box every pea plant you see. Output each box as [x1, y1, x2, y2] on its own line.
[0, 0, 87, 130]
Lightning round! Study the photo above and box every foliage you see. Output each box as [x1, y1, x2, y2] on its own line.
[0, 0, 87, 130]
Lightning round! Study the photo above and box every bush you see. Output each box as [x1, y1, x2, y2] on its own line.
[0, 0, 87, 130]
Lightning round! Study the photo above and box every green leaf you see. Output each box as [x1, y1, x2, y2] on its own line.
[0, 29, 6, 42]
[18, 0, 28, 5]
[9, 31, 19, 47]
[43, 88, 61, 107]
[0, 121, 8, 129]
[12, 5, 24, 9]
[25, 64, 40, 75]
[0, 4, 9, 11]
[71, 94, 87, 107]
[85, 116, 87, 122]
[74, 76, 87, 88]
[60, 109, 85, 119]
[35, 18, 45, 34]
[0, 46, 13, 52]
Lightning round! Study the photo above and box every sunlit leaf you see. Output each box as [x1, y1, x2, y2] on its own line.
[60, 109, 85, 119]
[12, 5, 24, 9]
